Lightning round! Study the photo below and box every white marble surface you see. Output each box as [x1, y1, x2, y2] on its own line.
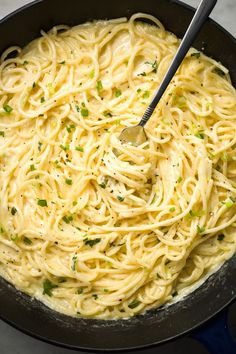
[0, 1, 235, 354]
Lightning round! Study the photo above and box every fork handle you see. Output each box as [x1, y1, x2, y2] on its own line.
[139, 0, 217, 127]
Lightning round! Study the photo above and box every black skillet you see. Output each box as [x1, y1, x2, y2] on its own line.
[0, 0, 235, 352]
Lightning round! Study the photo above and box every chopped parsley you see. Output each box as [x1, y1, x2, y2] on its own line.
[103, 110, 113, 117]
[11, 234, 19, 242]
[142, 91, 150, 99]
[23, 60, 29, 65]
[59, 60, 65, 64]
[173, 95, 187, 109]
[169, 207, 175, 212]
[81, 106, 89, 117]
[99, 181, 107, 189]
[217, 234, 225, 241]
[212, 68, 225, 77]
[191, 52, 201, 59]
[177, 176, 182, 183]
[37, 199, 48, 207]
[66, 124, 75, 133]
[40, 97, 45, 103]
[3, 104, 13, 113]
[30, 164, 36, 171]
[23, 237, 32, 245]
[117, 196, 124, 202]
[92, 294, 98, 300]
[32, 82, 36, 88]
[89, 69, 95, 79]
[43, 279, 58, 297]
[0, 225, 5, 233]
[96, 80, 103, 95]
[60, 144, 69, 151]
[62, 215, 73, 224]
[188, 209, 205, 218]
[71, 255, 78, 271]
[11, 207, 17, 216]
[114, 88, 122, 97]
[0, 131, 5, 137]
[195, 131, 205, 139]
[137, 88, 142, 94]
[77, 288, 83, 294]
[38, 142, 42, 151]
[172, 291, 178, 297]
[138, 72, 146, 77]
[73, 201, 77, 206]
[75, 146, 84, 152]
[128, 299, 140, 309]
[145, 60, 158, 73]
[224, 197, 234, 208]
[197, 225, 205, 234]
[65, 178, 72, 185]
[84, 238, 101, 247]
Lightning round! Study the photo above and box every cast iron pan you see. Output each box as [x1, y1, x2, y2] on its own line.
[0, 0, 235, 351]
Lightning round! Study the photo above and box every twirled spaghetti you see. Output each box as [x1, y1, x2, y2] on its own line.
[0, 13, 235, 319]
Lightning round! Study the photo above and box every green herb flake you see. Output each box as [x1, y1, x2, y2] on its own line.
[37, 199, 48, 207]
[173, 95, 187, 109]
[38, 142, 42, 151]
[60, 144, 69, 151]
[191, 52, 201, 59]
[11, 207, 17, 216]
[89, 69, 95, 79]
[65, 178, 73, 185]
[77, 288, 83, 294]
[145, 60, 158, 73]
[71, 255, 78, 271]
[177, 176, 182, 183]
[188, 209, 205, 218]
[72, 201, 77, 206]
[142, 91, 150, 99]
[99, 181, 107, 189]
[137, 88, 142, 94]
[117, 196, 124, 202]
[225, 197, 234, 208]
[0, 131, 5, 137]
[75, 146, 84, 152]
[197, 225, 205, 234]
[138, 72, 146, 77]
[62, 215, 73, 224]
[169, 207, 175, 212]
[11, 234, 19, 242]
[81, 107, 89, 117]
[3, 104, 13, 114]
[30, 164, 36, 171]
[92, 294, 98, 300]
[217, 234, 225, 241]
[43, 279, 58, 297]
[212, 68, 225, 77]
[195, 131, 205, 139]
[114, 88, 122, 97]
[59, 60, 65, 64]
[96, 80, 103, 95]
[23, 60, 29, 65]
[103, 110, 113, 117]
[23, 237, 32, 245]
[0, 225, 5, 234]
[128, 299, 140, 309]
[40, 97, 45, 103]
[172, 291, 178, 297]
[84, 238, 101, 247]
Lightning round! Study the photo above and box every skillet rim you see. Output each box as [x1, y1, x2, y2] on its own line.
[0, 0, 235, 351]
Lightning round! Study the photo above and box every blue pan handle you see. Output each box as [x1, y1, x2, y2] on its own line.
[191, 308, 236, 354]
